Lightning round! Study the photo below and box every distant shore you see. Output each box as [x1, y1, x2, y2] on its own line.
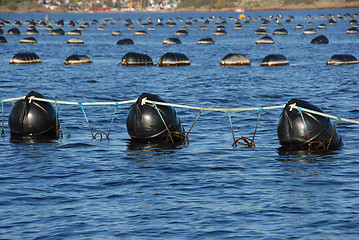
[1, 2, 359, 14]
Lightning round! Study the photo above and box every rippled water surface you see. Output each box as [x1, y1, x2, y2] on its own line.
[1, 9, 359, 239]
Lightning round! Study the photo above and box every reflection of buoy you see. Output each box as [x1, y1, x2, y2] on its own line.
[126, 93, 185, 143]
[8, 91, 59, 140]
[277, 98, 342, 150]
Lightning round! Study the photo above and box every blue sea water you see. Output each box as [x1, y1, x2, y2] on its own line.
[1, 8, 359, 239]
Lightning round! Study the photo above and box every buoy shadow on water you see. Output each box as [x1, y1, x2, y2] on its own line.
[126, 140, 186, 157]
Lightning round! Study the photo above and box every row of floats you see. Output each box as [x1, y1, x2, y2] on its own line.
[0, 34, 342, 45]
[6, 91, 343, 152]
[1, 22, 359, 39]
[8, 52, 359, 66]
[1, 25, 359, 36]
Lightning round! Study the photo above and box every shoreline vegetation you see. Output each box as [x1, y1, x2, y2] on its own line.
[0, 1, 359, 14]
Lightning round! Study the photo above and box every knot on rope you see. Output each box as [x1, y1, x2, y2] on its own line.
[228, 107, 262, 149]
[93, 129, 109, 140]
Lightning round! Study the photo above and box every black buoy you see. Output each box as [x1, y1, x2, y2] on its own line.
[126, 93, 185, 143]
[256, 35, 274, 44]
[273, 28, 288, 35]
[277, 98, 342, 150]
[327, 54, 358, 65]
[220, 53, 250, 66]
[7, 28, 20, 35]
[50, 29, 65, 36]
[158, 52, 190, 67]
[197, 38, 215, 44]
[8, 91, 59, 140]
[10, 52, 42, 64]
[260, 54, 289, 66]
[20, 37, 37, 43]
[116, 38, 134, 45]
[0, 36, 7, 43]
[64, 54, 93, 65]
[67, 30, 82, 36]
[310, 35, 329, 44]
[120, 52, 153, 66]
[163, 37, 181, 45]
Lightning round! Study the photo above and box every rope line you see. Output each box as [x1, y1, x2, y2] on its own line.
[327, 117, 341, 150]
[107, 101, 119, 138]
[186, 109, 203, 138]
[55, 101, 59, 139]
[152, 102, 174, 143]
[298, 107, 311, 142]
[1, 96, 359, 126]
[79, 102, 95, 139]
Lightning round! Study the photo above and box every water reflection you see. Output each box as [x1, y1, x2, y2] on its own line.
[126, 139, 186, 157]
[276, 146, 337, 162]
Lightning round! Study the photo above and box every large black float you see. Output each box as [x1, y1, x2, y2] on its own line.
[277, 98, 342, 150]
[126, 93, 185, 143]
[8, 91, 59, 140]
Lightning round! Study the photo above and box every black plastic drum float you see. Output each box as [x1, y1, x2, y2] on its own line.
[277, 98, 342, 151]
[126, 93, 186, 143]
[6, 92, 343, 151]
[8, 91, 59, 140]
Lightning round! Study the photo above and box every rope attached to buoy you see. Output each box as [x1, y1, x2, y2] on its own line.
[79, 102, 95, 139]
[1, 96, 359, 147]
[152, 102, 174, 143]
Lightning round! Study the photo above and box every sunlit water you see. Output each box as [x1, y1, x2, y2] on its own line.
[1, 9, 359, 239]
